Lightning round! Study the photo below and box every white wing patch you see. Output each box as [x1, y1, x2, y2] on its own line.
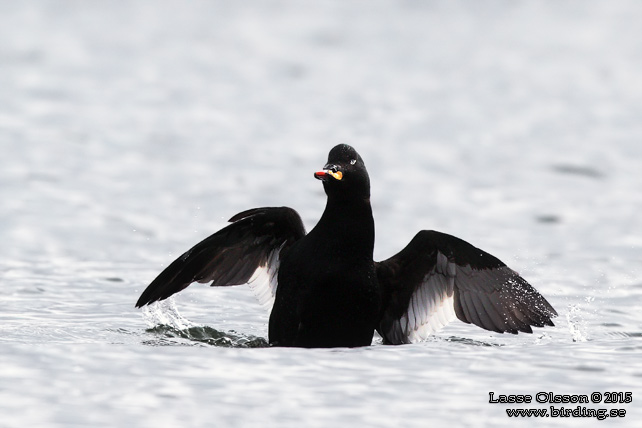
[383, 252, 459, 344]
[405, 285, 457, 343]
[247, 245, 282, 313]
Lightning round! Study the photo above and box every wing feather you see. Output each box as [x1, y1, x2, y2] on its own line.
[136, 207, 305, 308]
[376, 230, 557, 344]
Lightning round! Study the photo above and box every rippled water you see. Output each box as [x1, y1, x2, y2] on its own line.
[2, 1, 641, 426]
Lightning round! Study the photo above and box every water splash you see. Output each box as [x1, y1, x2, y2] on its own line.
[145, 325, 269, 348]
[566, 303, 589, 342]
[140, 298, 268, 348]
[141, 298, 197, 330]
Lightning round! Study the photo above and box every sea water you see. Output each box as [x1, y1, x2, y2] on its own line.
[1, 1, 641, 426]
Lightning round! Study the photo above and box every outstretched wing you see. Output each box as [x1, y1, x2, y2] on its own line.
[376, 230, 557, 344]
[135, 207, 306, 309]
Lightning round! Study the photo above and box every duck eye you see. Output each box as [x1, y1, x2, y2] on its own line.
[350, 159, 357, 165]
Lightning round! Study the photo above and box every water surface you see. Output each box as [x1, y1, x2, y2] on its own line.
[1, 1, 641, 426]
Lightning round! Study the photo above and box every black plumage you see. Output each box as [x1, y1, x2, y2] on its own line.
[136, 144, 557, 347]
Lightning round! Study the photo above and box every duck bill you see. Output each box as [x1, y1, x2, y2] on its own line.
[314, 170, 329, 180]
[314, 170, 343, 181]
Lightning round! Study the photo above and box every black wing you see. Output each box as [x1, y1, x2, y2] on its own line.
[135, 207, 306, 308]
[376, 230, 557, 344]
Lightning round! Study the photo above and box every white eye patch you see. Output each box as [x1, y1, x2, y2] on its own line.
[350, 159, 357, 165]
